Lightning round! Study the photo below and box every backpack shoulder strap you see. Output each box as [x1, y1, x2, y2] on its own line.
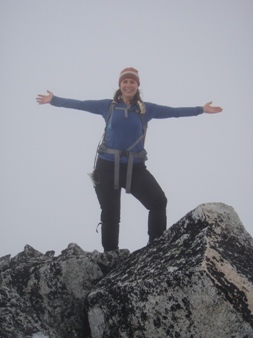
[105, 100, 116, 127]
[139, 108, 148, 145]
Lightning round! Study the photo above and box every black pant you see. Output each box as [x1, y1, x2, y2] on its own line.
[94, 158, 167, 251]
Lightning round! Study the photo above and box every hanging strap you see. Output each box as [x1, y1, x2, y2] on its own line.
[97, 145, 147, 193]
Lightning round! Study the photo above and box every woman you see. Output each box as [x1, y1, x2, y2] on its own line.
[36, 67, 222, 251]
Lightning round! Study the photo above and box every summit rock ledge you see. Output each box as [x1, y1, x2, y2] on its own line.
[0, 203, 253, 337]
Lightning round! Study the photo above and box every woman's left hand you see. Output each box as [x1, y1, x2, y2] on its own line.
[203, 101, 223, 114]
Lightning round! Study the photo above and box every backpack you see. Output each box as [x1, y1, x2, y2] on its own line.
[93, 101, 148, 193]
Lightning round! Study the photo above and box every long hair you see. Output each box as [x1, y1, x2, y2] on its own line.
[113, 88, 142, 104]
[113, 88, 145, 114]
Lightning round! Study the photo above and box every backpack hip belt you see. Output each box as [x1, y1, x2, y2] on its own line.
[98, 144, 147, 193]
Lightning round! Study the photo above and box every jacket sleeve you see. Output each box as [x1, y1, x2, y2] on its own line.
[50, 96, 111, 116]
[145, 102, 204, 121]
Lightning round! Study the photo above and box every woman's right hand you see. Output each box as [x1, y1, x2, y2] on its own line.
[36, 90, 54, 104]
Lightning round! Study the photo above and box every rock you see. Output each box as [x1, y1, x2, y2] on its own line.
[0, 203, 253, 337]
[0, 243, 130, 337]
[86, 203, 253, 338]
[0, 255, 11, 271]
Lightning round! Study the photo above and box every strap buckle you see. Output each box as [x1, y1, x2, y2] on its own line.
[120, 150, 129, 157]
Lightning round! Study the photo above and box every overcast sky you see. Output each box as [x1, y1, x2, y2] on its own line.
[1, 0, 252, 257]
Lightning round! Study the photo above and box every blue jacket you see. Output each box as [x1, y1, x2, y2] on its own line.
[50, 96, 203, 163]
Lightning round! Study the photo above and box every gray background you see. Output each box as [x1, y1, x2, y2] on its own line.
[1, 0, 252, 256]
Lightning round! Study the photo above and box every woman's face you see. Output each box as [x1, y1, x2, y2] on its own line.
[120, 78, 138, 103]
